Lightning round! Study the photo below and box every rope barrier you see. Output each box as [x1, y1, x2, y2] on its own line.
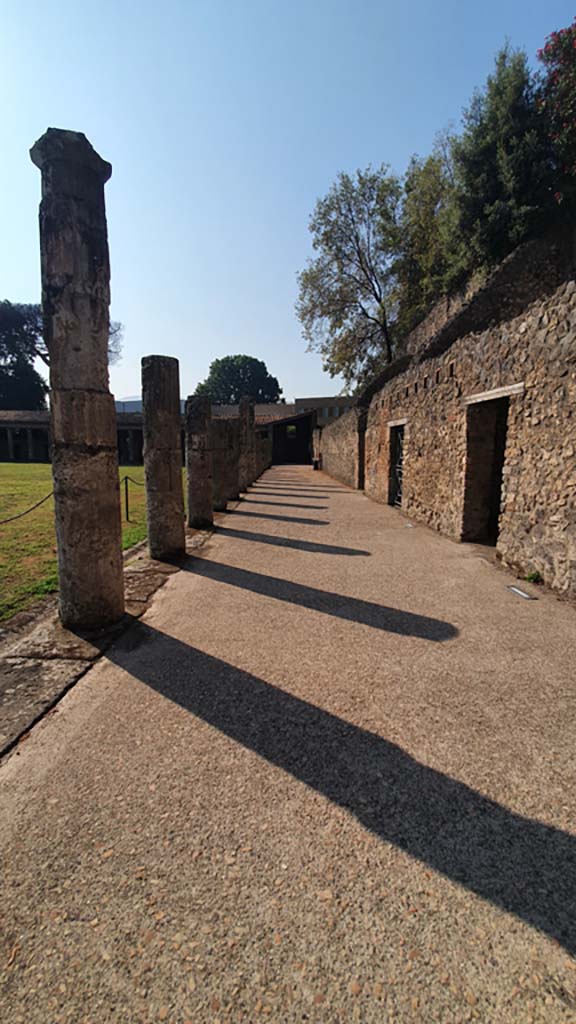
[0, 490, 54, 526]
[121, 474, 146, 521]
[0, 475, 145, 526]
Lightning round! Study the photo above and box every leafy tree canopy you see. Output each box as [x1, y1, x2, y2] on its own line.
[296, 167, 402, 391]
[0, 299, 122, 410]
[538, 18, 576, 198]
[194, 355, 283, 404]
[395, 135, 462, 335]
[452, 46, 555, 269]
[0, 301, 123, 368]
[0, 359, 47, 410]
[297, 27, 575, 390]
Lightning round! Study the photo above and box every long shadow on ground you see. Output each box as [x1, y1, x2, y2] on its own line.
[227, 510, 329, 527]
[214, 526, 369, 557]
[242, 499, 328, 511]
[108, 618, 576, 956]
[246, 491, 333, 500]
[185, 558, 456, 640]
[255, 485, 342, 491]
[253, 482, 350, 492]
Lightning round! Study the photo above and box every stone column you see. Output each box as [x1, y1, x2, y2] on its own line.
[30, 128, 124, 629]
[141, 356, 185, 560]
[26, 428, 34, 462]
[185, 395, 213, 528]
[7, 428, 14, 462]
[211, 419, 231, 511]
[207, 419, 241, 507]
[227, 420, 241, 501]
[238, 396, 256, 491]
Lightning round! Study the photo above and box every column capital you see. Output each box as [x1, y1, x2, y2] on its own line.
[30, 128, 111, 197]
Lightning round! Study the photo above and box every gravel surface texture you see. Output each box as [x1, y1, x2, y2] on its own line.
[0, 549, 189, 755]
[1, 465, 575, 1023]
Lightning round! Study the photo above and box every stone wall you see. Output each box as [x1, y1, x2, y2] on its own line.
[319, 408, 363, 488]
[255, 429, 273, 478]
[319, 224, 576, 597]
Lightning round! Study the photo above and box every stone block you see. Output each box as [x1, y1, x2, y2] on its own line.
[50, 389, 118, 448]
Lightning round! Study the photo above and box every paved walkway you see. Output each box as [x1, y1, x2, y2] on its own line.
[1, 466, 575, 1023]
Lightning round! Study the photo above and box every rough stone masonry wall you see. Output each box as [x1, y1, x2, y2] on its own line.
[320, 226, 576, 597]
[255, 430, 272, 478]
[320, 408, 363, 489]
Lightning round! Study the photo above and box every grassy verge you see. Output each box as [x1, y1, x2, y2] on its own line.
[0, 464, 148, 623]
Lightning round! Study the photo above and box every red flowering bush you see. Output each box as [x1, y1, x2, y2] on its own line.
[538, 19, 576, 196]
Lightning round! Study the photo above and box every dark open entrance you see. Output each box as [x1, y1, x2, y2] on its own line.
[462, 398, 509, 544]
[388, 424, 405, 507]
[272, 413, 313, 465]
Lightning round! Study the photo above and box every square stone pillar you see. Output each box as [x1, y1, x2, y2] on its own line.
[142, 356, 186, 560]
[30, 128, 124, 629]
[185, 395, 213, 528]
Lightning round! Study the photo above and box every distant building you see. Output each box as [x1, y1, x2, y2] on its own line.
[115, 399, 187, 414]
[0, 399, 338, 465]
[211, 403, 298, 423]
[294, 396, 352, 426]
[113, 397, 351, 426]
[0, 410, 51, 463]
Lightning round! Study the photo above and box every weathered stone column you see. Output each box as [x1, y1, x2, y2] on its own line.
[211, 418, 240, 510]
[185, 395, 213, 528]
[141, 356, 185, 560]
[30, 128, 124, 629]
[238, 396, 256, 491]
[227, 420, 241, 501]
[210, 418, 226, 512]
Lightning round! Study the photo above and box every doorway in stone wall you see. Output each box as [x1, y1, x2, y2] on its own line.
[388, 424, 405, 507]
[462, 397, 509, 544]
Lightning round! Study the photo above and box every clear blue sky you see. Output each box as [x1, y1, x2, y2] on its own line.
[1, 0, 571, 401]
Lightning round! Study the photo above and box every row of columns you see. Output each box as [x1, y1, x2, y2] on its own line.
[31, 123, 262, 630]
[143, 362, 257, 559]
[1, 427, 142, 466]
[1, 427, 41, 461]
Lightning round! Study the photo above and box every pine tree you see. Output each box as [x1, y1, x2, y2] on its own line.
[453, 47, 555, 269]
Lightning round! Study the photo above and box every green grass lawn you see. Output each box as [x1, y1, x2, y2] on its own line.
[0, 464, 148, 622]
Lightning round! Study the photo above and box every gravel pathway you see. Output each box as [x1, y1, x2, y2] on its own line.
[1, 465, 575, 1023]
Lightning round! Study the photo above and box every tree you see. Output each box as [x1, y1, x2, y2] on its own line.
[194, 355, 282, 404]
[395, 135, 463, 334]
[0, 303, 47, 410]
[0, 299, 122, 410]
[0, 301, 123, 369]
[296, 166, 402, 391]
[537, 18, 576, 202]
[0, 358, 47, 410]
[452, 46, 555, 270]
